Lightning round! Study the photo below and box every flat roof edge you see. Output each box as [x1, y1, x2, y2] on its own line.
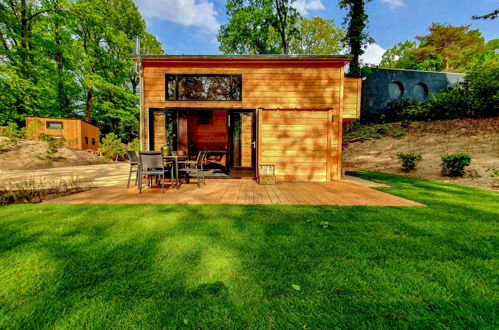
[133, 54, 353, 60]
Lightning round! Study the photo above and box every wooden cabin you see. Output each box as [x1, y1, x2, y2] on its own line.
[25, 116, 100, 150]
[137, 55, 362, 181]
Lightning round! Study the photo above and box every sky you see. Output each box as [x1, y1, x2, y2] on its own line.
[133, 0, 499, 65]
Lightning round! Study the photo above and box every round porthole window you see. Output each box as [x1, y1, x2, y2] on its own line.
[413, 82, 429, 100]
[388, 81, 404, 99]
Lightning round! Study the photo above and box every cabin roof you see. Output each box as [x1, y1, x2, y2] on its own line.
[25, 116, 98, 127]
[135, 54, 353, 60]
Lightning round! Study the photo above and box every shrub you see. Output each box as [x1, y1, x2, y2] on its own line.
[384, 99, 429, 122]
[397, 152, 422, 172]
[441, 153, 472, 177]
[0, 122, 23, 150]
[392, 129, 407, 137]
[127, 138, 141, 151]
[38, 133, 66, 163]
[99, 133, 126, 161]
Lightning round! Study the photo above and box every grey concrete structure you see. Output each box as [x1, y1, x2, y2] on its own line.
[362, 68, 465, 121]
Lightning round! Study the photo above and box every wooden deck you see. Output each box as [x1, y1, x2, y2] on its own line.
[46, 179, 424, 206]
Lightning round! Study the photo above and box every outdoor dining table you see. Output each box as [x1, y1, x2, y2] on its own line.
[163, 155, 189, 189]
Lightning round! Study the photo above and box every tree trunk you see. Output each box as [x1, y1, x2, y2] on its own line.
[20, 0, 29, 71]
[54, 17, 68, 114]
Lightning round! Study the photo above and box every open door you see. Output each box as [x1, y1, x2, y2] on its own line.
[229, 110, 256, 178]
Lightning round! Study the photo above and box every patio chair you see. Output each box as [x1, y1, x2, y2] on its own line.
[138, 151, 174, 194]
[179, 151, 208, 188]
[126, 150, 139, 188]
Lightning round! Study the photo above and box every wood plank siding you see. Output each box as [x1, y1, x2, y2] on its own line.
[344, 76, 362, 119]
[25, 116, 100, 150]
[259, 109, 341, 181]
[139, 56, 361, 182]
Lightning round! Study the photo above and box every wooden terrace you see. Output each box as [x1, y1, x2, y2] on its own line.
[47, 179, 423, 206]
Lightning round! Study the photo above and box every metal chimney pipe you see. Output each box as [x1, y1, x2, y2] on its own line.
[135, 36, 140, 55]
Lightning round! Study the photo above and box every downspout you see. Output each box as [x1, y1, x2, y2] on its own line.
[134, 36, 145, 150]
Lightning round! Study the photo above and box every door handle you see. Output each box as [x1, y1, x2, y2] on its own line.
[252, 141, 256, 148]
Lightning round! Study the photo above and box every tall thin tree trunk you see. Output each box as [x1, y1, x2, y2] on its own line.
[54, 18, 68, 114]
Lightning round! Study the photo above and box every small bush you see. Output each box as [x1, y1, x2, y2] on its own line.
[127, 138, 141, 152]
[441, 153, 472, 177]
[99, 133, 126, 161]
[392, 129, 407, 137]
[38, 134, 66, 163]
[385, 99, 429, 122]
[397, 152, 422, 172]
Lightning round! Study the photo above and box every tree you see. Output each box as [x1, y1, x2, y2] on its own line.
[218, 0, 301, 55]
[379, 40, 417, 69]
[290, 16, 346, 55]
[0, 0, 163, 141]
[413, 23, 485, 72]
[472, 9, 499, 20]
[338, 0, 373, 76]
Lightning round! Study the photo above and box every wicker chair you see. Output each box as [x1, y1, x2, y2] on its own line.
[126, 151, 139, 188]
[178, 151, 208, 188]
[138, 151, 173, 193]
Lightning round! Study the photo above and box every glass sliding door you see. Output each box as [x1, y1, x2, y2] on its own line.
[229, 111, 255, 177]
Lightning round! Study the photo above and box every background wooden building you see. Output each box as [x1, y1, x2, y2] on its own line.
[137, 55, 362, 181]
[25, 117, 100, 150]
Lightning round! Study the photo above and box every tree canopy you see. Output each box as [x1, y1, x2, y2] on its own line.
[0, 0, 163, 142]
[379, 23, 496, 73]
[218, 0, 301, 55]
[290, 16, 346, 55]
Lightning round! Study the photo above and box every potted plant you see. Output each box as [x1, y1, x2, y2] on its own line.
[161, 117, 176, 156]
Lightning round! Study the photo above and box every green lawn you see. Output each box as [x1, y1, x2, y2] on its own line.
[0, 172, 497, 328]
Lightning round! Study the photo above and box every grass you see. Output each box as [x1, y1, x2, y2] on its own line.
[0, 172, 497, 328]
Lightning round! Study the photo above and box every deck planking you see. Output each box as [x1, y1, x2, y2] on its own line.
[46, 179, 424, 207]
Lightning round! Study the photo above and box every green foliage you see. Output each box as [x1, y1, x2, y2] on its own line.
[338, 0, 373, 76]
[426, 62, 499, 119]
[218, 0, 300, 54]
[99, 132, 125, 161]
[397, 152, 422, 172]
[414, 23, 485, 72]
[0, 0, 163, 139]
[380, 24, 497, 72]
[380, 40, 418, 69]
[127, 138, 141, 152]
[290, 17, 346, 55]
[38, 133, 66, 163]
[441, 153, 472, 177]
[384, 99, 429, 122]
[0, 123, 24, 139]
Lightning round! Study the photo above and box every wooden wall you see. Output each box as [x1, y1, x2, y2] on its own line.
[187, 110, 228, 151]
[152, 112, 166, 151]
[240, 113, 253, 167]
[258, 109, 341, 182]
[25, 117, 99, 150]
[141, 58, 353, 147]
[80, 121, 100, 150]
[344, 77, 362, 119]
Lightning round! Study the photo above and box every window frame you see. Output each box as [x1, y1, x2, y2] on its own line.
[46, 121, 63, 129]
[165, 74, 242, 102]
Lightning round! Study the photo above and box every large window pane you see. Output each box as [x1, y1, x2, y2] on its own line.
[165, 74, 242, 101]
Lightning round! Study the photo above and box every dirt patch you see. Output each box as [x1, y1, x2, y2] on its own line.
[0, 137, 107, 170]
[343, 118, 499, 190]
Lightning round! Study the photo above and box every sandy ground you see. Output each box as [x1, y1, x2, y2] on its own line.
[0, 163, 130, 188]
[343, 118, 499, 190]
[0, 137, 106, 170]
